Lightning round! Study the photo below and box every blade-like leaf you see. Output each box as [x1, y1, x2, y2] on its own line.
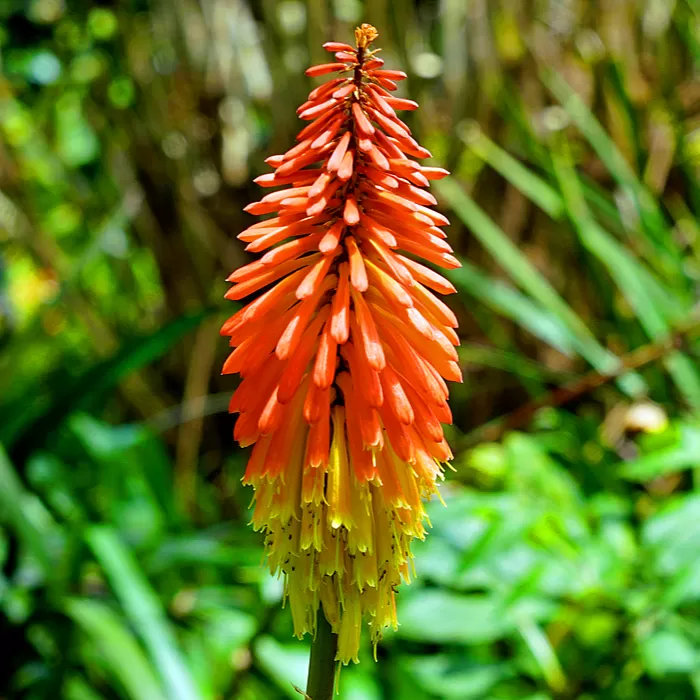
[65, 598, 168, 700]
[542, 69, 685, 281]
[448, 260, 576, 355]
[86, 526, 202, 700]
[0, 444, 58, 578]
[619, 424, 700, 482]
[1, 309, 215, 453]
[437, 179, 645, 397]
[550, 137, 700, 408]
[462, 125, 565, 220]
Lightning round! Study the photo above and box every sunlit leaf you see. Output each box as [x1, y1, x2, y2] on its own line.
[65, 598, 167, 700]
[86, 526, 202, 700]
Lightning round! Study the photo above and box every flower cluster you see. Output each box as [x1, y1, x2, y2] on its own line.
[221, 24, 460, 663]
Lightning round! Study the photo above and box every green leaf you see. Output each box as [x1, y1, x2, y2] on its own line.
[436, 178, 645, 397]
[395, 589, 555, 644]
[0, 444, 60, 579]
[642, 494, 700, 576]
[640, 629, 698, 677]
[62, 675, 110, 700]
[0, 309, 214, 451]
[341, 669, 382, 700]
[447, 260, 576, 354]
[26, 452, 86, 522]
[254, 636, 309, 699]
[64, 598, 167, 700]
[658, 559, 700, 610]
[549, 137, 700, 408]
[517, 619, 567, 692]
[619, 424, 700, 481]
[542, 69, 681, 272]
[179, 605, 256, 695]
[504, 432, 583, 507]
[69, 414, 172, 543]
[403, 653, 513, 699]
[86, 526, 201, 700]
[148, 532, 260, 572]
[463, 124, 565, 220]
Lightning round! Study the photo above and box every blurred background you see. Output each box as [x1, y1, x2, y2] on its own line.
[2, 0, 700, 698]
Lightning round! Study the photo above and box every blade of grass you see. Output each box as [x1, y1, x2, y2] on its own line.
[459, 344, 574, 384]
[551, 138, 678, 336]
[0, 444, 57, 578]
[459, 119, 686, 322]
[542, 69, 685, 283]
[542, 70, 663, 226]
[436, 178, 645, 397]
[448, 261, 576, 355]
[517, 618, 567, 693]
[495, 81, 630, 236]
[550, 135, 700, 409]
[86, 526, 201, 700]
[676, 4, 700, 69]
[65, 598, 168, 700]
[0, 309, 215, 452]
[462, 121, 684, 326]
[603, 63, 643, 174]
[62, 675, 110, 700]
[460, 123, 565, 220]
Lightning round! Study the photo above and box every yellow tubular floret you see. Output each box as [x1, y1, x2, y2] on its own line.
[249, 411, 444, 662]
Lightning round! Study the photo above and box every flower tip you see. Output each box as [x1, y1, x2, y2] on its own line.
[355, 23, 379, 49]
[323, 41, 356, 53]
[422, 167, 450, 181]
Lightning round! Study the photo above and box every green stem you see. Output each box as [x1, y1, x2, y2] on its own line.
[305, 610, 338, 700]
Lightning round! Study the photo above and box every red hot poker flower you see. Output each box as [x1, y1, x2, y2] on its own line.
[221, 23, 461, 664]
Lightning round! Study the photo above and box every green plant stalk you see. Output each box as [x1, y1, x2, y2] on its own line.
[305, 611, 338, 700]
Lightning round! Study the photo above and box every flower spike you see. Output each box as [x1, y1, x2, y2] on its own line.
[221, 24, 461, 665]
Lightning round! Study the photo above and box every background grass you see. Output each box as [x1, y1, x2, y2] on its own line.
[2, 1, 700, 698]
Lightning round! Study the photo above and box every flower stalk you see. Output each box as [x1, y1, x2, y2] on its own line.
[305, 611, 338, 700]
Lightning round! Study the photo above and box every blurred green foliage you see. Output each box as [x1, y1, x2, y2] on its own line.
[2, 0, 700, 698]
